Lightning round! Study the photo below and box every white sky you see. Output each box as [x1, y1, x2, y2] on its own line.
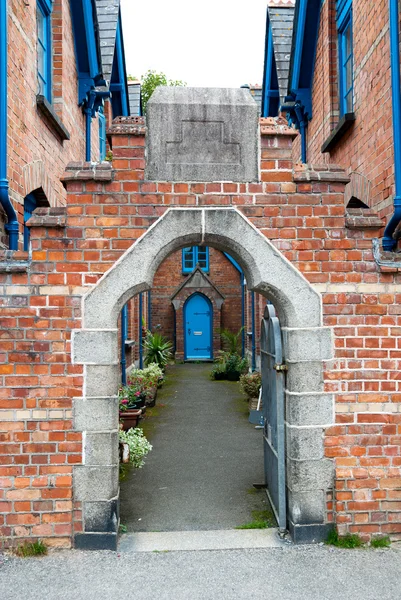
[120, 0, 267, 88]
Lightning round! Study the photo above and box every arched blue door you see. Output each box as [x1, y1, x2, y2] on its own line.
[184, 294, 212, 360]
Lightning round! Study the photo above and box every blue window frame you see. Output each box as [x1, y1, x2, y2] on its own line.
[98, 108, 106, 160]
[37, 0, 52, 102]
[182, 246, 209, 273]
[24, 194, 37, 251]
[337, 0, 353, 115]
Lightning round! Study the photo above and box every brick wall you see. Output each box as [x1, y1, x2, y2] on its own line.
[0, 116, 400, 548]
[151, 248, 242, 358]
[295, 0, 394, 219]
[1, 0, 101, 248]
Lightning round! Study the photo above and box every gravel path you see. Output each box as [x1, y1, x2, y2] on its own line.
[1, 545, 400, 600]
[120, 363, 267, 532]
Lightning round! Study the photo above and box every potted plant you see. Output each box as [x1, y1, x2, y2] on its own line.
[240, 371, 262, 410]
[127, 363, 164, 408]
[119, 387, 144, 431]
[119, 427, 152, 468]
[210, 351, 248, 381]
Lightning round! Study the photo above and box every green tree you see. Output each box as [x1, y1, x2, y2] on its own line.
[140, 70, 186, 114]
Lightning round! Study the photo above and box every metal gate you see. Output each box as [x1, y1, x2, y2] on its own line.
[260, 304, 287, 536]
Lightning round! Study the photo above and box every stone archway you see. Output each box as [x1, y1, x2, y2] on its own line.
[71, 207, 334, 549]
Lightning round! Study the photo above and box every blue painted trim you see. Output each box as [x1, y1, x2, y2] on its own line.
[183, 293, 213, 361]
[0, 0, 18, 249]
[139, 293, 143, 369]
[291, 0, 308, 93]
[121, 304, 127, 386]
[147, 290, 152, 331]
[82, 0, 99, 80]
[37, 0, 52, 102]
[98, 108, 106, 160]
[294, 103, 307, 163]
[23, 194, 37, 251]
[109, 12, 130, 118]
[70, 0, 105, 106]
[223, 252, 245, 357]
[241, 274, 245, 358]
[337, 8, 353, 116]
[336, 0, 352, 27]
[115, 16, 129, 116]
[383, 0, 401, 251]
[251, 292, 256, 371]
[262, 24, 273, 117]
[223, 252, 243, 274]
[182, 246, 209, 273]
[288, 0, 323, 122]
[85, 105, 92, 162]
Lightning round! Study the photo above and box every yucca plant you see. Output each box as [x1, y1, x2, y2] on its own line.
[143, 330, 173, 369]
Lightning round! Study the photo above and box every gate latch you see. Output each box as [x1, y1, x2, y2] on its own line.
[273, 363, 288, 372]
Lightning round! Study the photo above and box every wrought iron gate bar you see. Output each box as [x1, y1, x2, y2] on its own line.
[260, 303, 287, 537]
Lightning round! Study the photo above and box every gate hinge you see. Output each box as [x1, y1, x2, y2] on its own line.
[273, 363, 288, 372]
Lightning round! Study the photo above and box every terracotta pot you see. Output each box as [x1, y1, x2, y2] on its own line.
[119, 408, 142, 431]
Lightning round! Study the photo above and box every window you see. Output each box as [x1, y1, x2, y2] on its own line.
[24, 195, 37, 251]
[99, 108, 106, 161]
[37, 0, 52, 101]
[337, 0, 353, 115]
[182, 246, 209, 273]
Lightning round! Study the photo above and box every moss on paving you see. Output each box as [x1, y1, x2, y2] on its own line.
[236, 509, 276, 530]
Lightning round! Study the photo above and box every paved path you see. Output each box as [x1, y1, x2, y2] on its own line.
[1, 546, 401, 600]
[120, 363, 267, 532]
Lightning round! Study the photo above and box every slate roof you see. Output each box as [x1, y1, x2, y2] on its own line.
[267, 2, 295, 104]
[128, 81, 141, 117]
[94, 0, 120, 85]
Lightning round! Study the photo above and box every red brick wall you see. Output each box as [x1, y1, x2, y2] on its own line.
[1, 0, 101, 248]
[151, 248, 242, 358]
[1, 118, 401, 548]
[295, 0, 394, 219]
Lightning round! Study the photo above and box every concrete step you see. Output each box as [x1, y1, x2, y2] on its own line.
[118, 528, 286, 553]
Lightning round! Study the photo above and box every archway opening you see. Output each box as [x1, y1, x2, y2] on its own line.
[71, 207, 334, 550]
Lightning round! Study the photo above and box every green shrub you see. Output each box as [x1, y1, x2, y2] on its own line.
[210, 352, 248, 381]
[143, 330, 173, 369]
[16, 540, 48, 557]
[240, 371, 262, 398]
[371, 536, 391, 548]
[118, 427, 152, 468]
[326, 528, 364, 548]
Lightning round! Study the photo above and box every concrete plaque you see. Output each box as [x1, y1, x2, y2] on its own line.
[145, 87, 260, 182]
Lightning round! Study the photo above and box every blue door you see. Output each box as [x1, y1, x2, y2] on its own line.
[184, 294, 212, 360]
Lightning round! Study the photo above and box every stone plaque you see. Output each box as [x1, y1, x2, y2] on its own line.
[145, 87, 260, 182]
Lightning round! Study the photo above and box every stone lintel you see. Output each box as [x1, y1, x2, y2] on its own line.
[0, 250, 30, 273]
[27, 207, 67, 228]
[293, 163, 350, 184]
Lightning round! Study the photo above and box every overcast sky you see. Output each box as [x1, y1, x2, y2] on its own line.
[120, 0, 267, 88]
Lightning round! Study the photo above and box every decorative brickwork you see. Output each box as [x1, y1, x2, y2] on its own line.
[2, 0, 102, 248]
[296, 0, 394, 222]
[1, 117, 400, 549]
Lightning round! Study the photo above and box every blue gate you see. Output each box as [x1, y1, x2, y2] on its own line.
[261, 304, 287, 537]
[184, 294, 212, 360]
